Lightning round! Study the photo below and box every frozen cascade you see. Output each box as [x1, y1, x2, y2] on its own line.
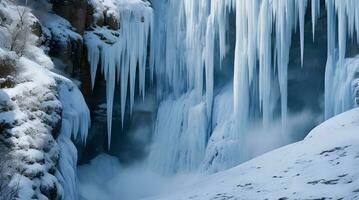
[55, 77, 90, 200]
[330, 56, 359, 115]
[149, 0, 313, 173]
[85, 0, 153, 148]
[325, 0, 359, 119]
[147, 92, 208, 174]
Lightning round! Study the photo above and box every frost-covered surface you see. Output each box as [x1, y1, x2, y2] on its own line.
[84, 0, 152, 148]
[147, 108, 359, 200]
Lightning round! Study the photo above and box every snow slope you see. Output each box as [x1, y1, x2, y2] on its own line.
[148, 108, 359, 200]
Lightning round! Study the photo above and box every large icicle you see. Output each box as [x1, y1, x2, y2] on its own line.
[258, 0, 273, 129]
[233, 0, 250, 134]
[297, 0, 307, 66]
[311, 0, 320, 41]
[324, 0, 337, 119]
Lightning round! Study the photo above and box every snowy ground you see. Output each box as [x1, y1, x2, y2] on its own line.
[145, 108, 359, 200]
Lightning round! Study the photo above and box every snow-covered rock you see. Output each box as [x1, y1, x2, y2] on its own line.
[147, 108, 359, 200]
[0, 50, 63, 200]
[0, 1, 90, 199]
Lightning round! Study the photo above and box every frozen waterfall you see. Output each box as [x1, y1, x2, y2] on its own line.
[324, 0, 359, 119]
[84, 0, 359, 173]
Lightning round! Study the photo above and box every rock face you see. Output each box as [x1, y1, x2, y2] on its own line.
[47, 0, 121, 163]
[51, 0, 90, 34]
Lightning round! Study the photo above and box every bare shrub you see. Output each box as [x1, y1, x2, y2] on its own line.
[0, 1, 32, 56]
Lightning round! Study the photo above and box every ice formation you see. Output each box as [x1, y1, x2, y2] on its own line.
[325, 0, 359, 119]
[84, 0, 359, 173]
[148, 0, 310, 173]
[325, 56, 359, 118]
[148, 92, 208, 174]
[148, 0, 359, 173]
[85, 0, 152, 148]
[150, 0, 315, 137]
[55, 76, 91, 200]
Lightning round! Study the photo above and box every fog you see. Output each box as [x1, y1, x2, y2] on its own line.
[77, 107, 322, 200]
[77, 154, 202, 200]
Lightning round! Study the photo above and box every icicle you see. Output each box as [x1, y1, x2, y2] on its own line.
[204, 17, 215, 120]
[298, 0, 307, 66]
[258, 0, 272, 129]
[247, 0, 259, 84]
[324, 0, 337, 119]
[88, 46, 100, 90]
[233, 0, 249, 134]
[335, 1, 347, 67]
[311, 0, 320, 41]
